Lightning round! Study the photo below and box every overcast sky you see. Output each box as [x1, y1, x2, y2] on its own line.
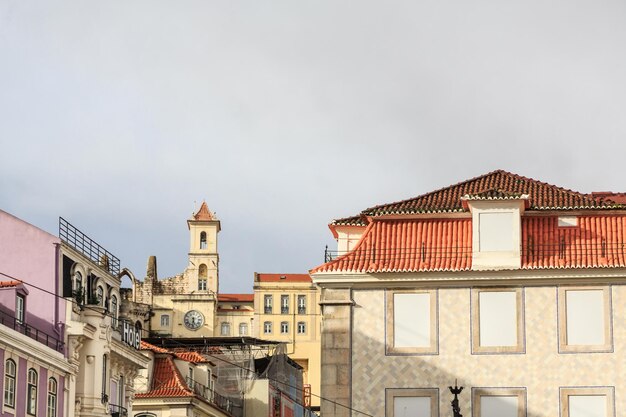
[1, 0, 625, 293]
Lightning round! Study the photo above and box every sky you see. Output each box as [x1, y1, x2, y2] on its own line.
[1, 0, 626, 293]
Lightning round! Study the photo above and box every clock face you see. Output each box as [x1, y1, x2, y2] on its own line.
[184, 310, 204, 330]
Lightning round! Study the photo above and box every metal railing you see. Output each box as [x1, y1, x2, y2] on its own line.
[59, 217, 121, 275]
[0, 309, 64, 353]
[281, 306, 289, 314]
[109, 403, 128, 417]
[323, 240, 626, 268]
[186, 378, 233, 414]
[264, 306, 272, 314]
[298, 306, 306, 314]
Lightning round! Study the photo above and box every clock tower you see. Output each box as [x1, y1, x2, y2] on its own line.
[187, 201, 220, 294]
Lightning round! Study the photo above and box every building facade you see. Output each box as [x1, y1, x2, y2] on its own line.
[253, 273, 321, 410]
[311, 170, 626, 417]
[0, 210, 72, 417]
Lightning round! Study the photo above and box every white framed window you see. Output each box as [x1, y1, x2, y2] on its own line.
[47, 377, 57, 417]
[264, 321, 272, 334]
[198, 278, 207, 291]
[160, 314, 170, 327]
[386, 290, 438, 355]
[479, 212, 515, 251]
[264, 295, 273, 314]
[16, 294, 25, 324]
[280, 321, 289, 334]
[27, 368, 38, 415]
[472, 388, 526, 417]
[558, 286, 612, 353]
[386, 388, 438, 417]
[560, 387, 614, 417]
[297, 321, 306, 334]
[220, 322, 230, 336]
[297, 295, 306, 314]
[3, 358, 16, 408]
[239, 323, 248, 336]
[281, 295, 289, 314]
[472, 288, 524, 354]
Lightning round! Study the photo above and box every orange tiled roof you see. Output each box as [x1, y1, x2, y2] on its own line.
[173, 351, 210, 364]
[521, 216, 626, 269]
[141, 340, 170, 354]
[0, 281, 21, 288]
[313, 219, 472, 273]
[255, 273, 311, 283]
[354, 170, 623, 218]
[217, 293, 254, 302]
[135, 356, 194, 398]
[313, 215, 626, 273]
[193, 201, 216, 221]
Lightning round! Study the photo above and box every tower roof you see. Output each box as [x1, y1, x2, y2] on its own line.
[192, 201, 217, 221]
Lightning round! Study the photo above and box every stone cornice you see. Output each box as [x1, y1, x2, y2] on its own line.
[312, 267, 626, 289]
[0, 325, 74, 373]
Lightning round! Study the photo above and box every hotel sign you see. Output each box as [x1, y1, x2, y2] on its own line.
[121, 321, 141, 350]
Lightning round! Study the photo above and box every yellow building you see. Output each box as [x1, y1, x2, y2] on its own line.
[253, 273, 321, 410]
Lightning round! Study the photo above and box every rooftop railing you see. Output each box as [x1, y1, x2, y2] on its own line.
[323, 240, 626, 269]
[59, 217, 121, 275]
[0, 309, 64, 353]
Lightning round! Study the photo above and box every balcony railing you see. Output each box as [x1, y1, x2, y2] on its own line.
[59, 217, 121, 275]
[186, 378, 233, 414]
[109, 403, 128, 417]
[264, 306, 272, 314]
[298, 306, 306, 314]
[281, 306, 289, 314]
[0, 309, 64, 353]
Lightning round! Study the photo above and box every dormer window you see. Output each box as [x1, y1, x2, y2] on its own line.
[478, 212, 515, 252]
[200, 232, 207, 249]
[462, 191, 528, 270]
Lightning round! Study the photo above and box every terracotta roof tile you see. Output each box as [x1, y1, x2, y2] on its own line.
[521, 215, 626, 269]
[330, 215, 367, 226]
[141, 341, 170, 354]
[173, 351, 210, 364]
[193, 201, 217, 221]
[313, 215, 626, 273]
[0, 281, 21, 288]
[255, 273, 311, 283]
[217, 293, 254, 302]
[135, 356, 194, 398]
[358, 170, 622, 217]
[313, 219, 472, 273]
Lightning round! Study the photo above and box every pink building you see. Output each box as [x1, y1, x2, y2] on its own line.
[0, 209, 71, 417]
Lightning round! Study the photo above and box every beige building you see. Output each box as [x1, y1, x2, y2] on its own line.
[311, 170, 626, 417]
[134, 202, 253, 338]
[253, 273, 321, 409]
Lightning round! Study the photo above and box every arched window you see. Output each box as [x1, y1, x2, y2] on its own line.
[220, 322, 230, 336]
[27, 368, 37, 415]
[4, 359, 16, 408]
[297, 322, 306, 334]
[73, 271, 82, 292]
[200, 232, 207, 249]
[111, 295, 118, 327]
[198, 264, 207, 291]
[239, 323, 248, 336]
[47, 377, 57, 417]
[280, 321, 289, 334]
[96, 285, 104, 305]
[263, 321, 272, 334]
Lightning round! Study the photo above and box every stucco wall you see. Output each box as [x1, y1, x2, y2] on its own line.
[0, 210, 64, 338]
